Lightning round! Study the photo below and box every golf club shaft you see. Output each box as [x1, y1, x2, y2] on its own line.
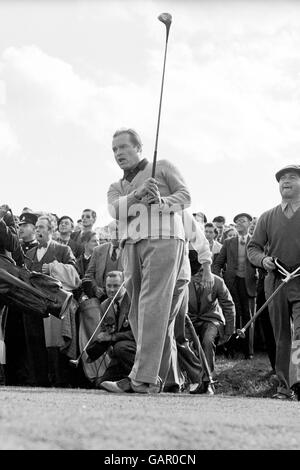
[151, 22, 171, 178]
[237, 266, 300, 337]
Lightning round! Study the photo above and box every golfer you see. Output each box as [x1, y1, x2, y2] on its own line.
[106, 128, 191, 393]
[247, 164, 300, 401]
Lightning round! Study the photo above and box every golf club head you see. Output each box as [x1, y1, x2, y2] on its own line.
[69, 358, 80, 368]
[236, 328, 246, 339]
[158, 12, 172, 30]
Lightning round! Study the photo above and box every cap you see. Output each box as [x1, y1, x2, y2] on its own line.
[275, 164, 300, 182]
[19, 212, 38, 226]
[233, 213, 252, 223]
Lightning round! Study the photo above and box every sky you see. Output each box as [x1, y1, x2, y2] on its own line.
[1, 0, 300, 227]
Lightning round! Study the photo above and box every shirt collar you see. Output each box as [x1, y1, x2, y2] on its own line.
[281, 198, 300, 211]
[122, 158, 149, 182]
[115, 291, 125, 305]
[110, 243, 120, 254]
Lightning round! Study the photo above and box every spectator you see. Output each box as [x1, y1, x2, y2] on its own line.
[0, 204, 20, 384]
[71, 209, 97, 246]
[205, 222, 222, 268]
[76, 231, 99, 279]
[212, 215, 226, 244]
[57, 215, 83, 258]
[74, 219, 83, 232]
[248, 217, 257, 236]
[18, 212, 38, 254]
[25, 215, 80, 387]
[5, 212, 41, 386]
[223, 226, 238, 240]
[214, 212, 257, 359]
[83, 221, 122, 302]
[164, 210, 213, 394]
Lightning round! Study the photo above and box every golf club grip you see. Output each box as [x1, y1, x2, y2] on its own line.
[151, 150, 157, 178]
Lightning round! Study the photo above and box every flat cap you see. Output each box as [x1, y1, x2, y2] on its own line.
[275, 164, 300, 182]
[233, 213, 252, 223]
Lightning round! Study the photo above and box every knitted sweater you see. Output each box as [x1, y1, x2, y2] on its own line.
[107, 159, 191, 243]
[247, 205, 300, 267]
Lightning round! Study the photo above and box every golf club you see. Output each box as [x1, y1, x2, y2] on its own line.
[236, 260, 300, 339]
[69, 280, 126, 367]
[151, 12, 172, 178]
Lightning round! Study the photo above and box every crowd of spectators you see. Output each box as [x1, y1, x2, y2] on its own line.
[0, 205, 275, 393]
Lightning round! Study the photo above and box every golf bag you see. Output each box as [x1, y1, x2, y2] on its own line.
[0, 254, 72, 319]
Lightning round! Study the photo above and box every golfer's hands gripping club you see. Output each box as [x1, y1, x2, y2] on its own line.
[134, 177, 161, 205]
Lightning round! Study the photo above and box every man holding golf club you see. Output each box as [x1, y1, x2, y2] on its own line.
[106, 128, 191, 393]
[247, 164, 300, 401]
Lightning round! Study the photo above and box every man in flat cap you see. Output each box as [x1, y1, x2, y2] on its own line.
[248, 164, 300, 400]
[214, 212, 257, 359]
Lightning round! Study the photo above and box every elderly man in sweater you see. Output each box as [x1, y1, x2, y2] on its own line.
[105, 128, 191, 393]
[248, 164, 300, 401]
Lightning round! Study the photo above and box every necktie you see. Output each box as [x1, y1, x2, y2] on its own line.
[111, 246, 117, 261]
[240, 236, 246, 246]
[38, 242, 48, 249]
[114, 300, 120, 327]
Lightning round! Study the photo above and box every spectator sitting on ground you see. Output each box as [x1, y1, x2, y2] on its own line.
[85, 271, 136, 390]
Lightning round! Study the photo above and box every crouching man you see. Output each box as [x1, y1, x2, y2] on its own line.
[86, 271, 136, 389]
[188, 251, 236, 388]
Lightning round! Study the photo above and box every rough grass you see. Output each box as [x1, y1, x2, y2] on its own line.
[214, 352, 277, 397]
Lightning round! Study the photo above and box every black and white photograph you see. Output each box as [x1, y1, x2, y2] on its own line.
[0, 0, 299, 453]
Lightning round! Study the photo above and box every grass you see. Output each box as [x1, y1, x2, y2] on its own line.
[214, 352, 277, 397]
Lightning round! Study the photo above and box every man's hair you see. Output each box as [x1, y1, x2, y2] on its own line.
[212, 215, 226, 224]
[106, 270, 124, 282]
[37, 215, 54, 232]
[58, 215, 74, 228]
[113, 128, 142, 152]
[205, 222, 218, 236]
[81, 230, 97, 244]
[224, 226, 237, 236]
[82, 209, 97, 220]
